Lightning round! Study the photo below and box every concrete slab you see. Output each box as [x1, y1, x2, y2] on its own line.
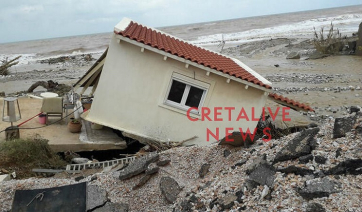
[0, 174, 10, 182]
[0, 97, 127, 152]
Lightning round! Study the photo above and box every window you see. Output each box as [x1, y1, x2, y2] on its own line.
[165, 77, 208, 112]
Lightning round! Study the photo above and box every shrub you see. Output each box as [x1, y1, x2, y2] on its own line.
[0, 137, 66, 178]
[313, 22, 344, 54]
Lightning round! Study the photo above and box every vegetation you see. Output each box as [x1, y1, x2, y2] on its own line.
[0, 137, 66, 178]
[313, 22, 344, 54]
[0, 56, 21, 75]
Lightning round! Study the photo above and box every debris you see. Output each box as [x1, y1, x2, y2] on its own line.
[277, 165, 314, 176]
[218, 193, 237, 210]
[314, 155, 327, 164]
[145, 166, 159, 175]
[11, 172, 16, 179]
[299, 154, 314, 164]
[296, 178, 341, 200]
[248, 163, 276, 187]
[159, 176, 181, 203]
[156, 160, 171, 166]
[223, 149, 231, 157]
[260, 185, 270, 200]
[325, 159, 362, 175]
[199, 163, 211, 178]
[133, 175, 153, 190]
[286, 51, 301, 59]
[0, 174, 10, 182]
[93, 202, 129, 212]
[87, 185, 108, 211]
[119, 153, 159, 180]
[72, 158, 91, 164]
[306, 202, 326, 212]
[274, 128, 319, 163]
[333, 116, 356, 138]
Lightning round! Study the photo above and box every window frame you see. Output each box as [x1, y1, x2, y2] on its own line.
[165, 74, 209, 114]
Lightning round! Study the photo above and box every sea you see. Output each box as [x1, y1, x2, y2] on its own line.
[0, 5, 361, 67]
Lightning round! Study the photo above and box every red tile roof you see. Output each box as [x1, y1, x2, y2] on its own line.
[269, 93, 314, 112]
[115, 21, 272, 89]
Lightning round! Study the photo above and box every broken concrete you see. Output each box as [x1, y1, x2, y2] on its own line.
[145, 166, 159, 175]
[274, 128, 319, 163]
[333, 116, 356, 138]
[277, 165, 314, 176]
[87, 185, 108, 211]
[219, 131, 257, 147]
[296, 178, 341, 200]
[199, 163, 211, 178]
[248, 163, 276, 187]
[286, 51, 300, 59]
[160, 176, 182, 203]
[93, 202, 129, 212]
[325, 159, 362, 175]
[119, 153, 159, 180]
[133, 175, 153, 190]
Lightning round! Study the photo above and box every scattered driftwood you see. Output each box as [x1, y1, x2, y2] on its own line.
[27, 80, 72, 96]
[0, 56, 21, 75]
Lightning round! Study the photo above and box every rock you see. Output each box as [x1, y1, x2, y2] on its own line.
[72, 157, 90, 164]
[244, 179, 259, 191]
[335, 148, 342, 158]
[180, 200, 193, 212]
[307, 123, 318, 128]
[235, 189, 243, 203]
[274, 128, 319, 163]
[314, 156, 327, 164]
[308, 51, 329, 60]
[93, 202, 129, 212]
[246, 155, 267, 174]
[249, 163, 276, 187]
[349, 106, 360, 114]
[160, 177, 181, 203]
[277, 165, 314, 176]
[325, 159, 362, 175]
[296, 178, 341, 200]
[156, 160, 171, 166]
[286, 52, 300, 59]
[234, 159, 247, 167]
[306, 202, 326, 212]
[223, 149, 231, 157]
[119, 152, 159, 180]
[260, 185, 270, 200]
[75, 176, 85, 181]
[133, 174, 152, 189]
[219, 131, 257, 147]
[87, 185, 108, 211]
[218, 194, 237, 210]
[333, 116, 356, 138]
[299, 154, 314, 164]
[145, 166, 159, 175]
[199, 163, 211, 178]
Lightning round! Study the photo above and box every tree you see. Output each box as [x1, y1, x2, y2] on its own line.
[0, 56, 21, 75]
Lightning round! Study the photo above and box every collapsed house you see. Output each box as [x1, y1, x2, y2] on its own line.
[74, 18, 313, 146]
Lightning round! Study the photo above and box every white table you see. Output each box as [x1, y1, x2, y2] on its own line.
[40, 92, 59, 98]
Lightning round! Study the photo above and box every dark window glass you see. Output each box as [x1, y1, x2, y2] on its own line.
[167, 80, 186, 103]
[185, 86, 204, 108]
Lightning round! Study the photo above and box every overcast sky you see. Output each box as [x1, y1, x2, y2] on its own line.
[0, 0, 361, 43]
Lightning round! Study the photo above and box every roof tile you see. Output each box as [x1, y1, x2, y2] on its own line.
[269, 93, 314, 112]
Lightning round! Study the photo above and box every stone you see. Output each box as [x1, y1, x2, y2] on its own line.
[235, 189, 243, 203]
[156, 160, 171, 166]
[308, 51, 329, 60]
[325, 159, 362, 175]
[246, 155, 267, 175]
[93, 202, 129, 212]
[307, 123, 318, 128]
[72, 157, 90, 164]
[0, 174, 10, 182]
[314, 156, 327, 164]
[234, 159, 247, 167]
[218, 194, 237, 210]
[286, 51, 300, 59]
[277, 165, 314, 176]
[180, 200, 193, 212]
[160, 177, 181, 203]
[244, 179, 259, 191]
[274, 128, 320, 163]
[333, 116, 356, 138]
[119, 152, 159, 180]
[219, 131, 257, 147]
[349, 106, 360, 114]
[306, 202, 326, 212]
[75, 176, 85, 181]
[260, 185, 270, 200]
[145, 166, 159, 175]
[299, 154, 314, 164]
[199, 163, 211, 178]
[249, 163, 276, 187]
[87, 185, 108, 211]
[133, 174, 152, 189]
[223, 149, 231, 157]
[335, 148, 342, 158]
[296, 178, 341, 200]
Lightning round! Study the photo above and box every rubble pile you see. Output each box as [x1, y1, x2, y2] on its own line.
[0, 112, 362, 211]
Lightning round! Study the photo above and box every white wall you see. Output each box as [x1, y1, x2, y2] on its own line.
[86, 34, 268, 146]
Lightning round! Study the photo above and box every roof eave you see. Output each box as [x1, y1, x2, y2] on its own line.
[115, 34, 272, 93]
